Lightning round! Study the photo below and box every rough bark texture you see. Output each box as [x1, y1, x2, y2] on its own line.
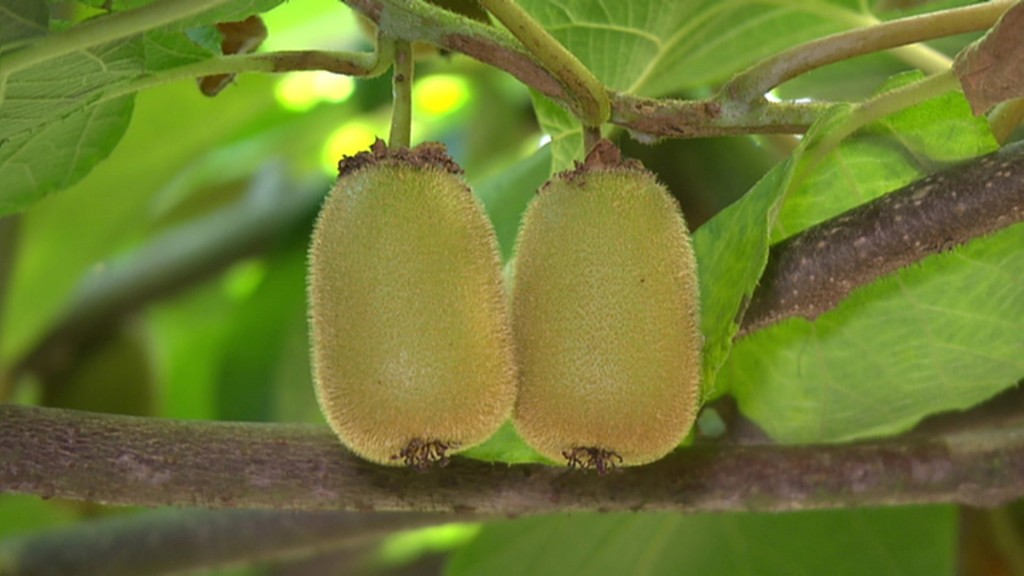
[2, 404, 1023, 514]
[741, 140, 1024, 335]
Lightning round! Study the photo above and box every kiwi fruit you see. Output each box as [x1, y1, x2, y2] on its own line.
[308, 139, 516, 468]
[511, 140, 702, 471]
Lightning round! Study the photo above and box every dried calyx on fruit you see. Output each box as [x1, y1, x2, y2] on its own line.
[511, 140, 702, 472]
[308, 139, 517, 468]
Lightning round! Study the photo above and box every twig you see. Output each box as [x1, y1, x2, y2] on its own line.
[1, 0, 233, 75]
[718, 1, 1012, 102]
[0, 507, 455, 576]
[989, 99, 1024, 145]
[611, 93, 828, 140]
[478, 0, 609, 125]
[344, 0, 829, 138]
[741, 140, 1024, 336]
[801, 70, 962, 171]
[1, 403, 1023, 512]
[389, 39, 413, 149]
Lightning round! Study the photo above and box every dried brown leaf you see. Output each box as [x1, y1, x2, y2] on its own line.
[954, 1, 1024, 115]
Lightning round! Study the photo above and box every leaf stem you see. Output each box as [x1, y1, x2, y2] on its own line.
[389, 39, 413, 149]
[718, 1, 1012, 102]
[478, 0, 609, 126]
[97, 50, 384, 104]
[989, 98, 1024, 145]
[1, 0, 233, 76]
[803, 70, 960, 173]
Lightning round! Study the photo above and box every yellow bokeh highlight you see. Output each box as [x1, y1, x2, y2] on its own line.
[320, 122, 378, 174]
[275, 72, 355, 112]
[413, 75, 471, 118]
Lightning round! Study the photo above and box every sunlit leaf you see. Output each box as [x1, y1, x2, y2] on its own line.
[448, 507, 955, 576]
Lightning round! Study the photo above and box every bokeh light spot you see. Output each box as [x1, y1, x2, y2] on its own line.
[321, 123, 377, 174]
[275, 72, 355, 112]
[413, 75, 471, 118]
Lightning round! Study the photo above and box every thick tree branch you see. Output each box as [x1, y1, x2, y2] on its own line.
[741, 140, 1024, 336]
[2, 403, 1024, 512]
[0, 507, 454, 576]
[6, 386, 1024, 573]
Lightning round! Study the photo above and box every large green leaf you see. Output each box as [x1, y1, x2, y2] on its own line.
[518, 0, 867, 95]
[773, 72, 997, 241]
[519, 0, 872, 168]
[0, 0, 282, 213]
[447, 507, 955, 576]
[1, 77, 281, 364]
[473, 143, 552, 261]
[725, 224, 1024, 443]
[0, 0, 48, 46]
[720, 79, 1013, 443]
[0, 96, 135, 214]
[693, 105, 853, 400]
[74, 0, 283, 30]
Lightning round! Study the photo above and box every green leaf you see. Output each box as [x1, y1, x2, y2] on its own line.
[0, 0, 49, 45]
[0, 0, 280, 211]
[144, 27, 218, 71]
[529, 92, 581, 172]
[520, 0, 870, 95]
[1, 77, 282, 364]
[725, 225, 1024, 443]
[0, 496, 76, 540]
[693, 105, 852, 400]
[74, 0, 283, 30]
[519, 0, 872, 158]
[473, 143, 552, 261]
[773, 72, 998, 241]
[447, 507, 955, 576]
[460, 421, 550, 465]
[0, 95, 135, 215]
[721, 81, 1011, 443]
[0, 39, 142, 143]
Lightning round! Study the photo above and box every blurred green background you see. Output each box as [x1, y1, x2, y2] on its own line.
[2, 0, 1023, 574]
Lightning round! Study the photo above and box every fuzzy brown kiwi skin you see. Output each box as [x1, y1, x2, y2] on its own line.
[308, 140, 517, 468]
[511, 140, 702, 472]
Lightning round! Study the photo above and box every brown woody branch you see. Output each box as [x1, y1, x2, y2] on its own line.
[341, 0, 825, 138]
[741, 140, 1024, 335]
[2, 403, 1023, 513]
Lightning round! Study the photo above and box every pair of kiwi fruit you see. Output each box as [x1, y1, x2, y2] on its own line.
[307, 139, 701, 470]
